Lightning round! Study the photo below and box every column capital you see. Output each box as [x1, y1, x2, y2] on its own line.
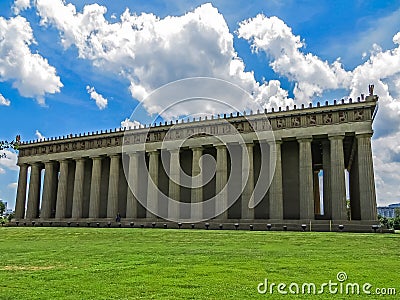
[328, 134, 345, 140]
[297, 136, 313, 142]
[58, 159, 70, 165]
[74, 157, 86, 162]
[239, 142, 254, 148]
[89, 155, 103, 160]
[17, 162, 29, 168]
[147, 149, 159, 155]
[214, 144, 226, 149]
[356, 132, 373, 139]
[125, 150, 140, 156]
[189, 145, 203, 150]
[268, 139, 282, 145]
[108, 153, 121, 158]
[167, 148, 180, 153]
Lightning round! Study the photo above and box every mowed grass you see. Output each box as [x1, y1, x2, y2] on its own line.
[0, 228, 399, 299]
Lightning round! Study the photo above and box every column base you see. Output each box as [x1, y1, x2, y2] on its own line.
[7, 218, 391, 233]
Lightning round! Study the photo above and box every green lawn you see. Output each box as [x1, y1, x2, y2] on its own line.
[0, 228, 398, 299]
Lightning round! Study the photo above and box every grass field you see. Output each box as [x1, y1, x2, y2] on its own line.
[0, 228, 399, 299]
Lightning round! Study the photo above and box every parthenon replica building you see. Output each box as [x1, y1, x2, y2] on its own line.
[13, 92, 379, 232]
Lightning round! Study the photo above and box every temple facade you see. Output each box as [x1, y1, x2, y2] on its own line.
[12, 93, 379, 231]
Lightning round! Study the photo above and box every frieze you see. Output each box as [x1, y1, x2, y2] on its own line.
[17, 102, 376, 157]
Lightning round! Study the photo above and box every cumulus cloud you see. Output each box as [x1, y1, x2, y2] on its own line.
[86, 85, 108, 110]
[237, 14, 352, 102]
[0, 94, 10, 106]
[0, 149, 18, 172]
[0, 15, 63, 104]
[121, 118, 142, 129]
[34, 1, 292, 117]
[13, 0, 31, 14]
[35, 130, 45, 140]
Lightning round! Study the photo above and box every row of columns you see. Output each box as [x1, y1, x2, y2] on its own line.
[14, 133, 376, 221]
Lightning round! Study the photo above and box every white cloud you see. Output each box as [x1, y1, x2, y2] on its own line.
[0, 15, 63, 104]
[0, 149, 18, 172]
[121, 118, 142, 129]
[0, 94, 10, 106]
[86, 85, 108, 110]
[13, 0, 31, 14]
[35, 130, 45, 140]
[7, 182, 18, 189]
[0, 167, 5, 174]
[34, 1, 292, 117]
[237, 14, 352, 102]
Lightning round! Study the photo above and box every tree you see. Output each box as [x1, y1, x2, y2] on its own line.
[0, 136, 20, 158]
[0, 201, 5, 216]
[395, 207, 400, 218]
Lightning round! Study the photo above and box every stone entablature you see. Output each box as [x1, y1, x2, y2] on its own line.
[17, 97, 377, 160]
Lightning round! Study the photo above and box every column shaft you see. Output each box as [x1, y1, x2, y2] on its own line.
[357, 134, 377, 220]
[241, 143, 254, 219]
[89, 157, 102, 218]
[168, 149, 180, 219]
[298, 138, 314, 220]
[26, 163, 41, 219]
[215, 145, 228, 219]
[72, 159, 85, 219]
[15, 164, 28, 219]
[41, 161, 56, 219]
[191, 147, 203, 220]
[269, 141, 283, 219]
[126, 152, 139, 218]
[147, 151, 159, 218]
[55, 160, 69, 219]
[330, 135, 347, 220]
[107, 154, 120, 218]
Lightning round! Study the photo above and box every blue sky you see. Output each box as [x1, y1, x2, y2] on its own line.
[1, 0, 400, 208]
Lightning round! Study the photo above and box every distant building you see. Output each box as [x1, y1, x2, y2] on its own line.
[377, 203, 400, 218]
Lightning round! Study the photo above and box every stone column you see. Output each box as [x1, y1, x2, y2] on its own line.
[89, 156, 102, 218]
[55, 160, 69, 219]
[329, 135, 347, 220]
[41, 161, 57, 219]
[215, 145, 228, 219]
[26, 163, 42, 219]
[147, 150, 159, 218]
[322, 140, 331, 218]
[126, 152, 139, 219]
[298, 137, 314, 220]
[191, 147, 203, 220]
[357, 133, 377, 220]
[15, 163, 28, 219]
[107, 154, 120, 219]
[168, 149, 180, 219]
[269, 140, 283, 220]
[241, 143, 254, 219]
[72, 158, 85, 219]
